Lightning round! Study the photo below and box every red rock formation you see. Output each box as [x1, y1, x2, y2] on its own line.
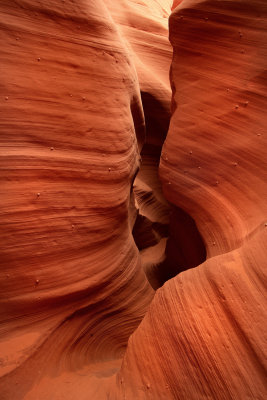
[161, 0, 267, 258]
[1, 0, 266, 399]
[111, 0, 267, 399]
[0, 0, 154, 397]
[106, 0, 174, 286]
[112, 228, 267, 399]
[0, 0, 171, 399]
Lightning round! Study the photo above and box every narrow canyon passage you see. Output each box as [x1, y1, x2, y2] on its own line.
[0, 1, 266, 400]
[132, 92, 207, 289]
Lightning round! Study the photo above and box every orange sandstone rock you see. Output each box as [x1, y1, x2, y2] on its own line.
[111, 1, 267, 399]
[0, 0, 159, 398]
[1, 0, 266, 399]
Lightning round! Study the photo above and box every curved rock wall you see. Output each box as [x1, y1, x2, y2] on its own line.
[0, 0, 158, 398]
[161, 0, 267, 257]
[107, 0, 174, 288]
[1, 0, 266, 399]
[112, 228, 267, 399]
[111, 0, 267, 399]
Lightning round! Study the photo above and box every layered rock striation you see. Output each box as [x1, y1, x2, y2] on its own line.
[1, 0, 266, 399]
[112, 0, 267, 399]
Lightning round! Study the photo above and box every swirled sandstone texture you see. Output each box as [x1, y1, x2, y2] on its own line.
[110, 0, 267, 399]
[106, 0, 174, 286]
[161, 0, 267, 257]
[0, 0, 173, 399]
[1, 0, 266, 399]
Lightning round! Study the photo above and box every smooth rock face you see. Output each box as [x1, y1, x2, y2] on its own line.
[1, 0, 267, 399]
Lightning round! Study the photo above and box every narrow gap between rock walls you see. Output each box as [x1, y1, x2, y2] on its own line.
[131, 90, 206, 290]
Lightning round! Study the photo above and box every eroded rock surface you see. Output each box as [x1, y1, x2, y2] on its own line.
[0, 0, 172, 399]
[1, 0, 266, 399]
[112, 0, 267, 399]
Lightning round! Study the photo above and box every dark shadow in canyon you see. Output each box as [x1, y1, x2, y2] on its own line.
[156, 206, 206, 286]
[132, 90, 206, 289]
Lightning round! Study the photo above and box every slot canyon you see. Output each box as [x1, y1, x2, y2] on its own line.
[0, 0, 266, 399]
